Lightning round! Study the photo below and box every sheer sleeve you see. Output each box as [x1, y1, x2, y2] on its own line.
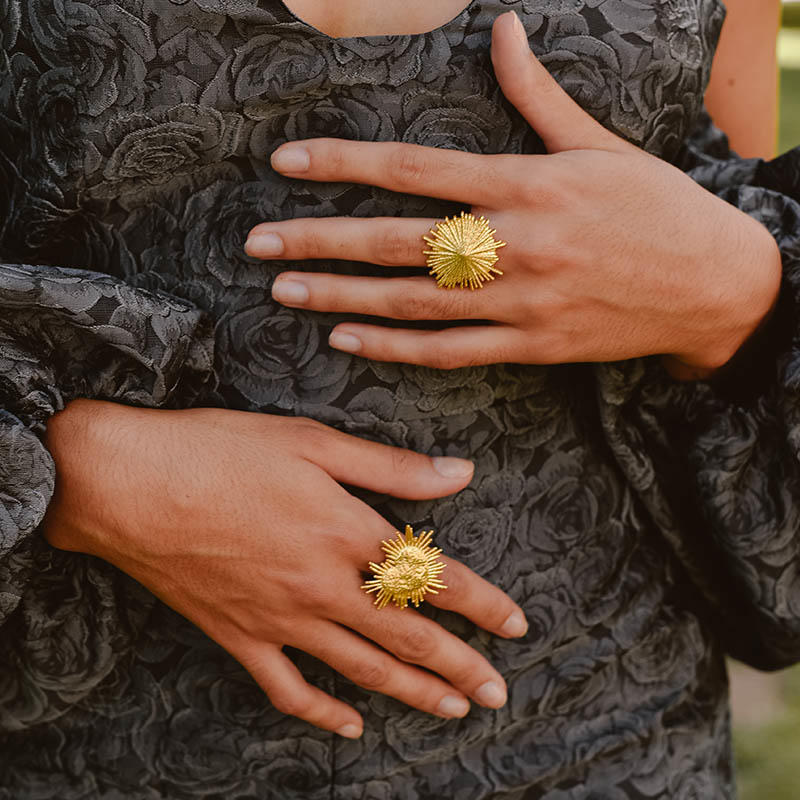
[594, 111, 800, 670]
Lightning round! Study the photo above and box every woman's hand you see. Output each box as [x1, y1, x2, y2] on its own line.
[42, 399, 527, 738]
[246, 11, 782, 378]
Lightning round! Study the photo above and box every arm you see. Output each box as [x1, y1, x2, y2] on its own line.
[596, 53, 800, 669]
[658, 0, 783, 380]
[704, 0, 781, 160]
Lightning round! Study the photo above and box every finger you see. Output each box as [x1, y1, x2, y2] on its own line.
[246, 217, 432, 266]
[271, 273, 493, 321]
[237, 642, 364, 738]
[300, 620, 472, 719]
[269, 138, 523, 207]
[339, 575, 510, 710]
[327, 323, 523, 369]
[420, 555, 529, 639]
[288, 418, 475, 498]
[491, 11, 624, 153]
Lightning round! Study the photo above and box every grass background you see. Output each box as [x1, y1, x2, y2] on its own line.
[730, 5, 800, 799]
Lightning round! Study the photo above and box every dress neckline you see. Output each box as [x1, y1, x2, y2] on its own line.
[276, 0, 479, 43]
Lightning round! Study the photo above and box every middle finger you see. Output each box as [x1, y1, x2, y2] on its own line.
[246, 216, 433, 266]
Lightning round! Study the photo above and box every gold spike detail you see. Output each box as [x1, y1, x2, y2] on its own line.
[423, 211, 506, 290]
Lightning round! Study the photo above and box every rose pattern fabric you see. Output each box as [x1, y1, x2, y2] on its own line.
[1, 0, 799, 797]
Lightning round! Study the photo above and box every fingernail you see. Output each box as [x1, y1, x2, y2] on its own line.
[271, 146, 310, 173]
[432, 457, 474, 479]
[475, 681, 506, 709]
[510, 11, 525, 39]
[329, 331, 362, 353]
[336, 723, 362, 739]
[500, 609, 528, 638]
[436, 695, 470, 718]
[272, 280, 309, 305]
[246, 232, 284, 257]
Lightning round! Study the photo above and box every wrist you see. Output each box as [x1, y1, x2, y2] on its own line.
[668, 215, 782, 378]
[42, 399, 133, 555]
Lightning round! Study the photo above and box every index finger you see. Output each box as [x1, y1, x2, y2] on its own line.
[269, 138, 520, 207]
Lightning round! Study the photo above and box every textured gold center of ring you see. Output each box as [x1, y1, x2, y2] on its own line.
[361, 525, 447, 609]
[423, 211, 507, 290]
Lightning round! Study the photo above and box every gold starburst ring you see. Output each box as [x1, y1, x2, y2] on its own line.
[422, 211, 507, 290]
[360, 525, 447, 610]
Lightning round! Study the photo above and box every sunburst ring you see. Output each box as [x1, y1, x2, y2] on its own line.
[422, 211, 507, 290]
[360, 525, 448, 610]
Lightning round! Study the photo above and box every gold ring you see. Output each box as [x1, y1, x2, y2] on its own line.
[360, 525, 447, 609]
[423, 211, 507, 290]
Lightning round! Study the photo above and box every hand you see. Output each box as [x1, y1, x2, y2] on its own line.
[42, 399, 528, 738]
[245, 11, 782, 377]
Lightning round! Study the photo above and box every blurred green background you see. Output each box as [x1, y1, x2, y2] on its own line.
[779, 2, 800, 152]
[730, 5, 800, 799]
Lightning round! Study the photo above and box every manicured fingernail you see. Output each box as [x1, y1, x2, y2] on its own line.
[336, 723, 362, 739]
[432, 457, 474, 479]
[436, 695, 470, 718]
[500, 609, 528, 638]
[329, 332, 362, 353]
[271, 146, 310, 173]
[246, 232, 284, 257]
[475, 681, 506, 708]
[272, 280, 309, 305]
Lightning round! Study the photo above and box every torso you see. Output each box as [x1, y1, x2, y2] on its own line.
[0, 2, 737, 797]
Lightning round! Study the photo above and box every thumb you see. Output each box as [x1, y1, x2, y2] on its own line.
[491, 11, 622, 153]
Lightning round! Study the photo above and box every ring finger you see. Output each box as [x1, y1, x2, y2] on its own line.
[336, 569, 509, 710]
[270, 273, 501, 321]
[300, 619, 473, 719]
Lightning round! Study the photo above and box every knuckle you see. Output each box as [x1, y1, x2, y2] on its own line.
[301, 229, 325, 259]
[349, 658, 392, 690]
[290, 416, 333, 454]
[291, 415, 326, 440]
[376, 228, 417, 266]
[533, 329, 571, 365]
[390, 148, 430, 187]
[389, 446, 417, 476]
[391, 291, 469, 323]
[393, 625, 436, 663]
[318, 140, 347, 174]
[426, 348, 461, 371]
[389, 292, 428, 321]
[269, 689, 313, 718]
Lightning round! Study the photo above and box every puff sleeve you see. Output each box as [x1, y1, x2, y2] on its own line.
[594, 112, 800, 671]
[0, 18, 217, 638]
[0, 261, 216, 622]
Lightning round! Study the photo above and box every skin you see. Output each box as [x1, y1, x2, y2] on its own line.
[43, 5, 781, 738]
[704, 0, 781, 160]
[44, 401, 528, 738]
[248, 13, 782, 380]
[282, 0, 473, 37]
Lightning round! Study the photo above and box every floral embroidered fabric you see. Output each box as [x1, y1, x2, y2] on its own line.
[1, 0, 800, 797]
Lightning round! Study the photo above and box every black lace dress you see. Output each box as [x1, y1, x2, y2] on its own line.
[2, 0, 800, 797]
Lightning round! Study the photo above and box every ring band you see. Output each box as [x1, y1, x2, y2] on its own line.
[423, 211, 507, 290]
[361, 525, 447, 609]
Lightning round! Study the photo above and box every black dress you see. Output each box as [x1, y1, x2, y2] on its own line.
[1, 0, 800, 797]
